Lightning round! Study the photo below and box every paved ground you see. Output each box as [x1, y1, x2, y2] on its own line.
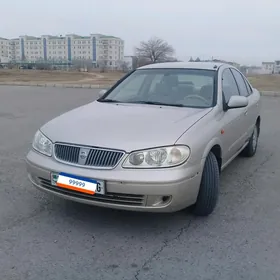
[0, 86, 280, 280]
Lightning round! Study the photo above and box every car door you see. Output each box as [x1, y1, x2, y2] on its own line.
[241, 72, 260, 136]
[221, 68, 248, 164]
[230, 68, 258, 138]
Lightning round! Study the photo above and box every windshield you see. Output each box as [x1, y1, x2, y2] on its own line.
[99, 68, 216, 108]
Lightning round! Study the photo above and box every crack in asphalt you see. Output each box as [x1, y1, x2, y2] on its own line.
[248, 152, 274, 178]
[133, 151, 275, 280]
[134, 219, 192, 280]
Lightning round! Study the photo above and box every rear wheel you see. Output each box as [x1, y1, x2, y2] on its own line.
[241, 124, 259, 157]
[191, 152, 220, 216]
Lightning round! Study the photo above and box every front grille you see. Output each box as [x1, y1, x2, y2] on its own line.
[38, 178, 146, 206]
[54, 144, 125, 168]
[55, 144, 80, 164]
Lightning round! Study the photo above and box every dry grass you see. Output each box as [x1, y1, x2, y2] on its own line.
[1, 69, 280, 91]
[247, 74, 280, 92]
[0, 69, 124, 85]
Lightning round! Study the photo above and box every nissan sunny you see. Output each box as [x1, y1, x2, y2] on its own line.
[26, 62, 261, 216]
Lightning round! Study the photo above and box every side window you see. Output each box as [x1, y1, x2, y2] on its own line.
[243, 77, 253, 94]
[222, 69, 239, 103]
[231, 69, 249, 97]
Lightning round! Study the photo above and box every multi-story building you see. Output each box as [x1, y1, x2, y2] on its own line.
[261, 62, 274, 74]
[8, 38, 21, 62]
[19, 35, 44, 61]
[0, 33, 124, 68]
[96, 35, 124, 68]
[274, 61, 280, 74]
[0, 37, 8, 63]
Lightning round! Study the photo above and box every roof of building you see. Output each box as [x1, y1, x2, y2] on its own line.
[100, 35, 120, 39]
[138, 61, 225, 70]
[0, 33, 123, 41]
[19, 36, 41, 40]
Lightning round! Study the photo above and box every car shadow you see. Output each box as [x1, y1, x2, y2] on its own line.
[45, 144, 266, 234]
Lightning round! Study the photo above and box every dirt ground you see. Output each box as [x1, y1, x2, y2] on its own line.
[1, 69, 280, 91]
[247, 75, 280, 91]
[0, 69, 124, 86]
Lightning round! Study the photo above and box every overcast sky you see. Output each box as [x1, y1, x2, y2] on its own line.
[1, 0, 279, 65]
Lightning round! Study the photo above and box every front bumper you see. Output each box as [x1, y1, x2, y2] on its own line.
[26, 150, 203, 213]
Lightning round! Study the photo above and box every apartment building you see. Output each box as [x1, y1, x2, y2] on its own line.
[0, 37, 8, 63]
[97, 35, 124, 67]
[0, 33, 124, 68]
[8, 38, 21, 62]
[261, 62, 274, 74]
[19, 36, 44, 61]
[274, 61, 280, 74]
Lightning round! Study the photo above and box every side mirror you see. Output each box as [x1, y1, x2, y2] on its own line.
[98, 89, 107, 98]
[227, 95, 248, 109]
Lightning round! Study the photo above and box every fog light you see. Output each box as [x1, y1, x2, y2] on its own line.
[146, 195, 172, 206]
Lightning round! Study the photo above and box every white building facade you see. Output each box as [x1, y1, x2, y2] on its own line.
[0, 34, 124, 68]
[274, 61, 280, 74]
[0, 37, 8, 63]
[261, 62, 274, 74]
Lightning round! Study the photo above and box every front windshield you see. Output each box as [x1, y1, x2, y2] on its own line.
[100, 68, 216, 108]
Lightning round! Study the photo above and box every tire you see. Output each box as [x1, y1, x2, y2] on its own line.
[191, 152, 220, 216]
[240, 124, 259, 157]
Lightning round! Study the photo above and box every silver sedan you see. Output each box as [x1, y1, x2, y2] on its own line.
[26, 62, 261, 216]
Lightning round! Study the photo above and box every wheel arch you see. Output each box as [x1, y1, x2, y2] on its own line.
[201, 138, 223, 173]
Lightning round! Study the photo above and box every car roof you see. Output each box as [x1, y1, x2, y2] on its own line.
[137, 62, 225, 70]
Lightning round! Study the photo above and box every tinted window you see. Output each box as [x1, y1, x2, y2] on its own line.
[222, 69, 239, 102]
[101, 69, 216, 108]
[244, 78, 253, 94]
[231, 69, 249, 97]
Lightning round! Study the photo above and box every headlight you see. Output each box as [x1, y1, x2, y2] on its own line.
[122, 145, 190, 168]
[32, 130, 53, 157]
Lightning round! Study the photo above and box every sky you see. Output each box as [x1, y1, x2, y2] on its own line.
[1, 0, 280, 66]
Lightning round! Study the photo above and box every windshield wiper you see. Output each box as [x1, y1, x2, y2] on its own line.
[98, 99, 122, 103]
[132, 101, 186, 107]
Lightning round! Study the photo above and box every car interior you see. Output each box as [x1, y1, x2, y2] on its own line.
[148, 75, 214, 106]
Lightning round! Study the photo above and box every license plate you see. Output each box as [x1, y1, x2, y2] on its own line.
[51, 172, 105, 195]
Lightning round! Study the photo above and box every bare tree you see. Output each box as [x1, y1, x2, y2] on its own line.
[136, 57, 151, 67]
[83, 60, 93, 71]
[71, 59, 83, 71]
[35, 62, 51, 70]
[116, 60, 130, 72]
[97, 59, 107, 73]
[135, 37, 175, 64]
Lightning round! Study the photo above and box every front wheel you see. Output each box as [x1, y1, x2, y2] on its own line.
[190, 152, 220, 216]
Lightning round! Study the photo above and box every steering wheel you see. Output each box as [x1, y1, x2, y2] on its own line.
[184, 94, 209, 104]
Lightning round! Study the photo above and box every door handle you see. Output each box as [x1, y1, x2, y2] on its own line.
[244, 111, 248, 116]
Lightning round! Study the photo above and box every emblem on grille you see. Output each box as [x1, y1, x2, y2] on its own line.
[78, 148, 90, 165]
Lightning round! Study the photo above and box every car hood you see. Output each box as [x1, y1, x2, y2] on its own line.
[41, 101, 212, 152]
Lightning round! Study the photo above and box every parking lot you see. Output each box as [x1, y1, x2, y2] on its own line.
[0, 85, 280, 280]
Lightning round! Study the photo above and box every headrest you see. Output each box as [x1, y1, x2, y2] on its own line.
[162, 75, 178, 87]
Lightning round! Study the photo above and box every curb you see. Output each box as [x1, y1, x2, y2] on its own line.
[0, 82, 109, 89]
[260, 91, 280, 97]
[0, 83, 280, 96]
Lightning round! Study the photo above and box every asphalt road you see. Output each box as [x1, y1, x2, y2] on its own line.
[1, 86, 280, 280]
